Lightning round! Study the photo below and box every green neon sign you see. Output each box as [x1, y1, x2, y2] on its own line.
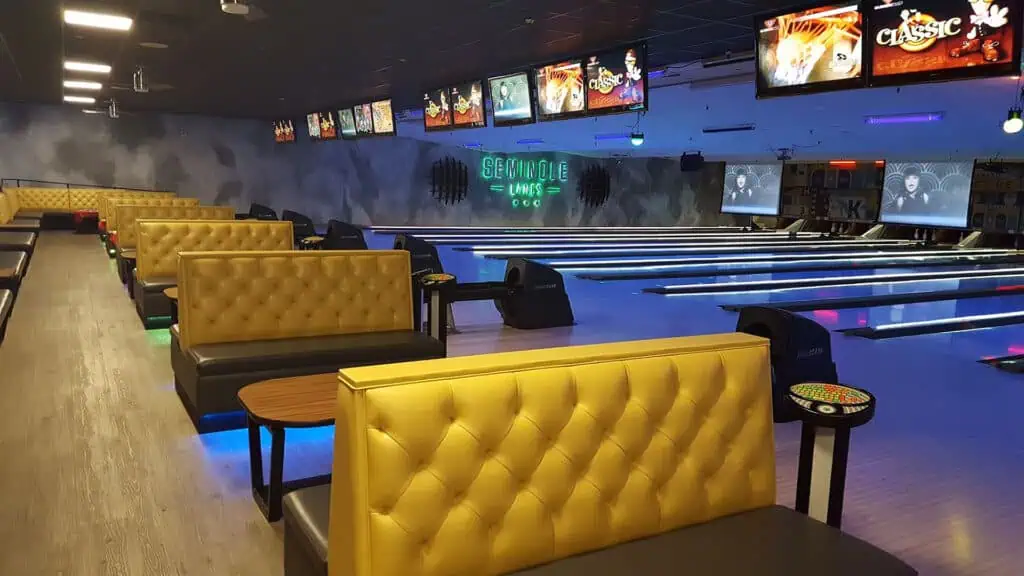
[480, 155, 569, 209]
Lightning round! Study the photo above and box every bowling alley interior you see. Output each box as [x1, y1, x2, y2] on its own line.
[3, 1, 1024, 575]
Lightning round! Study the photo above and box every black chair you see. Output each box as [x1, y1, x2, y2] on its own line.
[322, 220, 367, 250]
[248, 203, 278, 221]
[282, 210, 317, 243]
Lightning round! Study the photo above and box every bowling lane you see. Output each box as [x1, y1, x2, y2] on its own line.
[799, 294, 1024, 332]
[471, 241, 916, 259]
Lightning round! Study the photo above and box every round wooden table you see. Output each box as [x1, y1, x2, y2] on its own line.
[237, 373, 338, 521]
[300, 236, 324, 250]
[163, 287, 179, 324]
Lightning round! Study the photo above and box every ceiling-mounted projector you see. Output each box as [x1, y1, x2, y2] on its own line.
[221, 0, 250, 15]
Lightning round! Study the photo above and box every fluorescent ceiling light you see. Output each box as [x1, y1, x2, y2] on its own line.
[63, 9, 133, 31]
[64, 61, 111, 74]
[82, 109, 104, 115]
[63, 80, 102, 90]
[64, 95, 96, 104]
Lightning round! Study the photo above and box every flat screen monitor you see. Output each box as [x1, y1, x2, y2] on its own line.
[488, 72, 534, 126]
[273, 119, 296, 143]
[869, 0, 1022, 85]
[338, 108, 357, 139]
[306, 111, 338, 141]
[879, 161, 974, 227]
[423, 88, 453, 131]
[585, 43, 648, 114]
[535, 60, 586, 120]
[371, 99, 395, 135]
[450, 81, 486, 128]
[721, 163, 784, 216]
[353, 104, 373, 136]
[756, 4, 865, 97]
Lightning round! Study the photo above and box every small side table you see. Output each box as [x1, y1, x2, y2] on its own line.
[299, 236, 324, 251]
[790, 382, 876, 529]
[237, 373, 338, 522]
[163, 287, 179, 325]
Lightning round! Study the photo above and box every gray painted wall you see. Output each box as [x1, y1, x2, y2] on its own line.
[0, 103, 737, 227]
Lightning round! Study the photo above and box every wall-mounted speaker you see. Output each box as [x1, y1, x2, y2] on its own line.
[680, 152, 705, 172]
[578, 165, 611, 208]
[430, 156, 469, 205]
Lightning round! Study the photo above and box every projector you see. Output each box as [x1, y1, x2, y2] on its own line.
[221, 0, 250, 15]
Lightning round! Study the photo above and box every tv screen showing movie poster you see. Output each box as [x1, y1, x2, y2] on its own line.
[273, 120, 295, 143]
[535, 60, 586, 120]
[585, 44, 647, 113]
[880, 162, 974, 227]
[721, 163, 784, 216]
[870, 0, 1020, 81]
[450, 81, 486, 128]
[423, 88, 452, 131]
[306, 112, 337, 141]
[489, 72, 534, 126]
[757, 4, 864, 95]
[371, 99, 395, 135]
[354, 104, 373, 135]
[338, 108, 357, 139]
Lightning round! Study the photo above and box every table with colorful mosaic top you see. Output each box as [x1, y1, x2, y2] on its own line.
[789, 382, 876, 530]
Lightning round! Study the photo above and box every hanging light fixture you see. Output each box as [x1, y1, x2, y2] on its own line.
[1003, 84, 1024, 135]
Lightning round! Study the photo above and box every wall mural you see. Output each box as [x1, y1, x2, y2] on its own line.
[0, 102, 738, 227]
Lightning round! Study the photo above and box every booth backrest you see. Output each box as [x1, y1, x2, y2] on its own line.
[99, 190, 177, 221]
[0, 192, 16, 224]
[329, 333, 775, 576]
[3, 187, 163, 213]
[107, 198, 200, 232]
[68, 188, 104, 211]
[177, 250, 414, 349]
[136, 220, 294, 281]
[115, 205, 234, 249]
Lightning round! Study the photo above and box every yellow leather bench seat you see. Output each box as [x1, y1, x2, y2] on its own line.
[107, 197, 199, 234]
[170, 250, 444, 431]
[132, 220, 294, 322]
[114, 205, 234, 250]
[99, 190, 177, 221]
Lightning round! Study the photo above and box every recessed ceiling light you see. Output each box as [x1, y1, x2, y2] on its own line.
[63, 80, 103, 91]
[139, 41, 168, 49]
[64, 95, 97, 104]
[63, 9, 133, 31]
[64, 60, 111, 74]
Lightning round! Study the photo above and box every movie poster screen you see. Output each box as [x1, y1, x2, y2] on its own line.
[489, 72, 534, 126]
[585, 44, 647, 112]
[451, 81, 486, 128]
[371, 99, 395, 135]
[273, 120, 295, 143]
[307, 112, 338, 141]
[757, 4, 864, 93]
[871, 0, 1018, 78]
[721, 163, 784, 216]
[354, 104, 373, 135]
[338, 108, 357, 138]
[880, 162, 974, 227]
[535, 60, 586, 119]
[423, 88, 452, 130]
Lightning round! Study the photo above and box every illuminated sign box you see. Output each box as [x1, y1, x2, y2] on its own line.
[480, 155, 569, 209]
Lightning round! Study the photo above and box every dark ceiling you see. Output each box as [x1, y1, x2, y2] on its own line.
[0, 0, 794, 119]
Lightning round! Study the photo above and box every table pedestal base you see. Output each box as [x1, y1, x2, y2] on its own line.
[795, 423, 851, 528]
[247, 418, 331, 522]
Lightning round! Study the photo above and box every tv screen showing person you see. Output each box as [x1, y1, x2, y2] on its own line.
[721, 163, 784, 216]
[880, 161, 974, 227]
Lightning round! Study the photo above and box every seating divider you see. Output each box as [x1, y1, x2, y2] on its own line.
[107, 198, 199, 235]
[99, 190, 177, 223]
[114, 205, 235, 251]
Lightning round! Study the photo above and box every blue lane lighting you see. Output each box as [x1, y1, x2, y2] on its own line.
[547, 249, 1014, 269]
[661, 267, 1024, 296]
[873, 311, 1024, 332]
[594, 132, 632, 142]
[471, 240, 912, 253]
[419, 232, 821, 242]
[516, 138, 545, 145]
[369, 225, 742, 232]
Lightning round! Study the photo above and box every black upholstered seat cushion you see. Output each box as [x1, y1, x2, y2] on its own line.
[0, 231, 36, 251]
[4, 219, 41, 230]
[0, 288, 13, 342]
[183, 330, 445, 377]
[282, 489, 916, 576]
[15, 211, 44, 220]
[0, 252, 28, 288]
[139, 277, 177, 293]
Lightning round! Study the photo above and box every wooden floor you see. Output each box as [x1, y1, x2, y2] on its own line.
[0, 233, 1021, 575]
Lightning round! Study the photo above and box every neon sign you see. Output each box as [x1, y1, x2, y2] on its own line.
[480, 155, 569, 209]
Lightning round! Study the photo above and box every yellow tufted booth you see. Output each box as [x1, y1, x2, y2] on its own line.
[107, 198, 200, 235]
[136, 220, 294, 282]
[326, 334, 775, 576]
[176, 250, 414, 349]
[0, 193, 18, 225]
[10, 187, 72, 212]
[99, 190, 177, 222]
[114, 205, 234, 250]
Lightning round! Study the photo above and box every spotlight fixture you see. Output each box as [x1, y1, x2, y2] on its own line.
[63, 9, 133, 31]
[63, 80, 102, 91]
[133, 66, 149, 93]
[630, 132, 644, 146]
[108, 99, 120, 119]
[1005, 109, 1023, 134]
[64, 60, 111, 74]
[221, 0, 251, 15]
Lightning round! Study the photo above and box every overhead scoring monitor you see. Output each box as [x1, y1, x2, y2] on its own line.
[371, 99, 395, 135]
[450, 81, 486, 128]
[535, 60, 586, 120]
[338, 108, 357, 139]
[584, 43, 648, 114]
[489, 72, 534, 126]
[423, 88, 453, 131]
[721, 163, 784, 216]
[879, 161, 975, 228]
[353, 103, 373, 136]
